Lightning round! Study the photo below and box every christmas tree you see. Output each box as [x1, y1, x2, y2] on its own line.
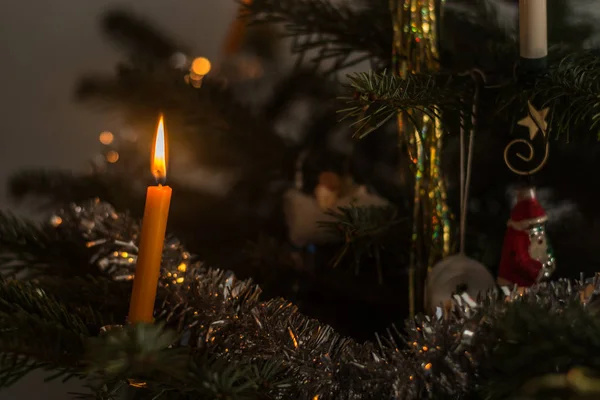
[3, 0, 600, 399]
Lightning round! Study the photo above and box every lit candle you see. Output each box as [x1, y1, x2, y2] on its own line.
[519, 0, 547, 71]
[128, 115, 172, 324]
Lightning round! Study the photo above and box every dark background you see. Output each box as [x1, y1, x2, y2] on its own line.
[0, 0, 598, 398]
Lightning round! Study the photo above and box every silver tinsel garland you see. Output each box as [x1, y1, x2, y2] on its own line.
[50, 199, 600, 399]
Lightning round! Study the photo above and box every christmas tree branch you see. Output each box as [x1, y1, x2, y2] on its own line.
[86, 323, 189, 385]
[0, 278, 100, 387]
[243, 0, 392, 72]
[0, 204, 138, 282]
[35, 275, 131, 321]
[483, 301, 600, 400]
[86, 320, 290, 399]
[0, 211, 85, 277]
[532, 51, 600, 140]
[340, 71, 470, 138]
[320, 205, 409, 280]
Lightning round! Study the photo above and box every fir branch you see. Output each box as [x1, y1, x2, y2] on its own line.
[340, 72, 469, 138]
[483, 301, 600, 400]
[498, 50, 600, 141]
[0, 208, 137, 284]
[243, 0, 392, 72]
[186, 356, 261, 399]
[320, 205, 407, 283]
[0, 278, 104, 387]
[86, 323, 278, 399]
[0, 278, 102, 339]
[246, 359, 293, 395]
[321, 205, 403, 240]
[86, 323, 188, 382]
[532, 51, 600, 140]
[0, 212, 86, 277]
[35, 275, 131, 323]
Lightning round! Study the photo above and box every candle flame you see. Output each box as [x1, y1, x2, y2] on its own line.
[151, 115, 168, 183]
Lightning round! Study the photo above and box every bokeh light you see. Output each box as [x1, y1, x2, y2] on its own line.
[170, 52, 188, 69]
[99, 131, 114, 145]
[106, 150, 119, 163]
[191, 57, 212, 77]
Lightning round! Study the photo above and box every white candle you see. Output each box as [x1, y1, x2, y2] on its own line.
[519, 0, 547, 60]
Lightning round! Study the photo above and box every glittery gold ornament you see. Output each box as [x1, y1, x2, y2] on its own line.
[391, 0, 451, 316]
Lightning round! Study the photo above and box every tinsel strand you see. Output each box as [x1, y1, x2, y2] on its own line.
[41, 199, 600, 399]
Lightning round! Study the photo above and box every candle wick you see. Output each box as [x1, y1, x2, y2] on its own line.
[155, 171, 166, 186]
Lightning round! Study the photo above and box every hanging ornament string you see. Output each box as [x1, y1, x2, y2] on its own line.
[458, 69, 485, 255]
[459, 109, 465, 250]
[503, 101, 550, 176]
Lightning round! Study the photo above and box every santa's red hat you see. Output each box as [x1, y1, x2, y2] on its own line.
[507, 187, 547, 230]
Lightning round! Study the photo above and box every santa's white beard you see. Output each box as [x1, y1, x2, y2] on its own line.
[529, 237, 549, 263]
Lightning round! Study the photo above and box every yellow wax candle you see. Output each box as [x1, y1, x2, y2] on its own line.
[128, 115, 172, 324]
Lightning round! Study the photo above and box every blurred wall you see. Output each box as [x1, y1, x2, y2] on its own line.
[0, 1, 235, 397]
[0, 0, 236, 211]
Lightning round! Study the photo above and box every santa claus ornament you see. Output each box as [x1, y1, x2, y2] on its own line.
[498, 187, 555, 287]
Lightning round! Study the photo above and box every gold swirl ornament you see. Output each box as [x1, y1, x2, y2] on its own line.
[504, 101, 550, 175]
